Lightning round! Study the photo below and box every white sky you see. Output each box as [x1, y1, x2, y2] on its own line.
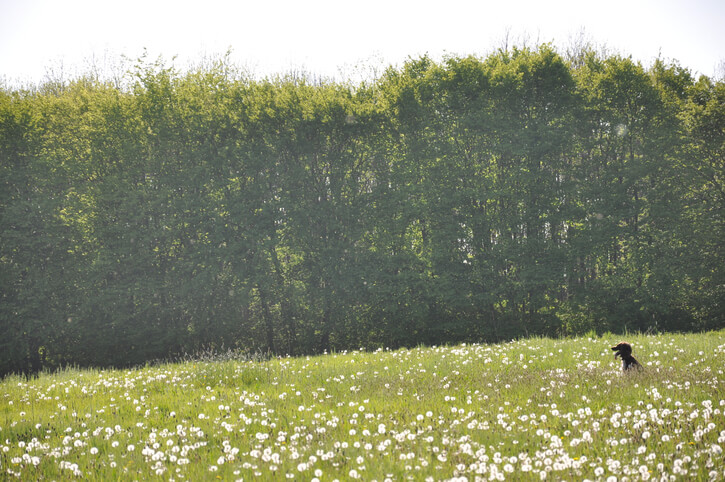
[1, 0, 723, 85]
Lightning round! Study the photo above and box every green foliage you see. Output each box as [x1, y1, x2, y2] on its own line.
[0, 47, 723, 376]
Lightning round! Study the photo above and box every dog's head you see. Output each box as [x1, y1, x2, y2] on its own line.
[611, 342, 633, 358]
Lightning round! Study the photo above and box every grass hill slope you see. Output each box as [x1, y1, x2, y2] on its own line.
[2, 330, 724, 480]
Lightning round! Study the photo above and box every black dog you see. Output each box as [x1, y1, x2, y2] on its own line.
[611, 342, 642, 371]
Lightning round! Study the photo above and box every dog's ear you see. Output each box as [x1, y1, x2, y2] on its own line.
[612, 342, 633, 354]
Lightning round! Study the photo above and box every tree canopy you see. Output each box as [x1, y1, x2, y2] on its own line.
[1, 47, 723, 376]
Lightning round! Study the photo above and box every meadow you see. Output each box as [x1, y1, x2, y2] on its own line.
[1, 331, 724, 481]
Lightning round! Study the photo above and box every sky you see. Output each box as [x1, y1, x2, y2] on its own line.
[1, 0, 723, 85]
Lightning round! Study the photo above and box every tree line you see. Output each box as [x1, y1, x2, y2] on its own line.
[1, 46, 723, 376]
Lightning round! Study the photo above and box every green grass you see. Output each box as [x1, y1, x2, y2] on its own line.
[2, 330, 724, 480]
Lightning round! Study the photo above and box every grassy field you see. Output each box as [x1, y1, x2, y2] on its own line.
[1, 331, 724, 481]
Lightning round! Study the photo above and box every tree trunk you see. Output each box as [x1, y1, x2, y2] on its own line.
[258, 286, 276, 354]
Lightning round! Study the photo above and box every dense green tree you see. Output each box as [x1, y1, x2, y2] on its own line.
[676, 76, 725, 328]
[569, 55, 693, 332]
[1, 48, 722, 376]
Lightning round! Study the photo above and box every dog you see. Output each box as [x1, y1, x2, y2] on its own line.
[611, 342, 642, 372]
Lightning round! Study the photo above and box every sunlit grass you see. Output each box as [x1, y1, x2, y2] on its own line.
[2, 330, 724, 480]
